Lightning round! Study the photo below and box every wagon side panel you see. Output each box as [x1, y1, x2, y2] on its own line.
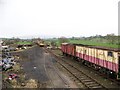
[83, 47, 89, 61]
[76, 45, 84, 59]
[107, 51, 118, 73]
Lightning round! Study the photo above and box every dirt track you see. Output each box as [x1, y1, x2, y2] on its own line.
[19, 46, 78, 88]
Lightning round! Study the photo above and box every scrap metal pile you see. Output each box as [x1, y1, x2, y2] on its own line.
[1, 46, 18, 80]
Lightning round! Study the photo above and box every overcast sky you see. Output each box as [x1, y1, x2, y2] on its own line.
[0, 0, 119, 38]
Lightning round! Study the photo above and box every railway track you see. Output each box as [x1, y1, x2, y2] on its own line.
[44, 48, 107, 89]
[58, 51, 120, 86]
[44, 52, 69, 88]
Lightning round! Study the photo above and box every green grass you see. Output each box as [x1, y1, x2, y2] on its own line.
[69, 39, 119, 49]
[44, 39, 60, 46]
[44, 39, 119, 49]
[16, 41, 33, 45]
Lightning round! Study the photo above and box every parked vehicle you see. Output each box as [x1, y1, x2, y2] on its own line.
[2, 63, 12, 71]
[0, 60, 3, 68]
[6, 56, 14, 61]
[3, 57, 15, 64]
[0, 61, 2, 66]
[2, 58, 9, 64]
[9, 47, 17, 51]
[8, 73, 18, 80]
[9, 60, 16, 65]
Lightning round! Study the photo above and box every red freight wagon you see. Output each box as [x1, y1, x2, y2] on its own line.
[61, 43, 68, 54]
[61, 43, 120, 80]
[66, 44, 76, 56]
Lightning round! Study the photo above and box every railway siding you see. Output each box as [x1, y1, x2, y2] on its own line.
[45, 48, 107, 89]
[47, 48, 120, 88]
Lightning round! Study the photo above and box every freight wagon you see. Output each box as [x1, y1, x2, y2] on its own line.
[61, 43, 75, 56]
[61, 43, 120, 80]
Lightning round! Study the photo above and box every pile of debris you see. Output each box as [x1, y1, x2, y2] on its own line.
[1, 46, 19, 88]
[1, 53, 16, 71]
[24, 79, 38, 88]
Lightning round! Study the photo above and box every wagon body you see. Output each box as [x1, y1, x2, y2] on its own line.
[66, 44, 75, 56]
[75, 45, 120, 73]
[61, 43, 76, 56]
[61, 43, 68, 54]
[61, 43, 120, 79]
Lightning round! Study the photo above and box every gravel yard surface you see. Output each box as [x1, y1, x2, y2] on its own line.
[19, 46, 78, 88]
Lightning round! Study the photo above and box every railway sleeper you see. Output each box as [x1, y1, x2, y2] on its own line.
[79, 75, 86, 78]
[82, 79, 93, 82]
[87, 83, 101, 87]
[69, 70, 79, 73]
[79, 77, 87, 80]
[74, 80, 82, 83]
[73, 72, 82, 75]
[79, 78, 90, 81]
[89, 85, 104, 88]
[85, 81, 97, 85]
[73, 73, 82, 76]
[79, 76, 89, 79]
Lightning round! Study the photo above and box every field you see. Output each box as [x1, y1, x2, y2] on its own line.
[69, 39, 119, 49]
[44, 38, 119, 49]
[16, 41, 33, 45]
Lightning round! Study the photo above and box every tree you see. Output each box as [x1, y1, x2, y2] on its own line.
[51, 41, 56, 46]
[106, 33, 115, 44]
[58, 37, 69, 44]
